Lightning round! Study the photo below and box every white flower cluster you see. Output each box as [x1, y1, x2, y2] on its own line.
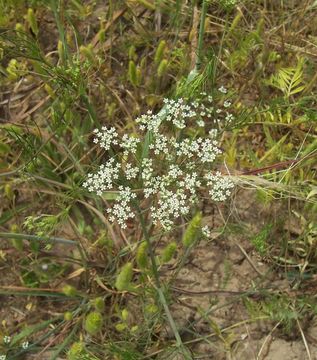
[152, 188, 190, 229]
[202, 225, 211, 238]
[173, 137, 221, 163]
[205, 171, 235, 202]
[149, 134, 169, 155]
[121, 134, 140, 156]
[125, 163, 139, 180]
[3, 336, 10, 344]
[93, 126, 118, 150]
[218, 86, 228, 94]
[136, 93, 234, 132]
[107, 186, 136, 228]
[136, 110, 161, 133]
[83, 158, 120, 196]
[83, 97, 234, 230]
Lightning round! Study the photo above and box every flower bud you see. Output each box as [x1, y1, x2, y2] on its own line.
[121, 308, 129, 321]
[64, 311, 73, 321]
[84, 312, 103, 335]
[115, 322, 127, 332]
[157, 59, 168, 77]
[129, 45, 137, 61]
[98, 28, 106, 42]
[182, 212, 202, 248]
[92, 297, 105, 312]
[15, 23, 24, 32]
[62, 285, 77, 297]
[57, 40, 64, 62]
[115, 262, 133, 291]
[161, 242, 177, 263]
[6, 59, 19, 80]
[44, 84, 55, 99]
[26, 8, 38, 36]
[4, 184, 13, 200]
[80, 45, 95, 63]
[154, 40, 166, 65]
[128, 60, 138, 86]
[136, 241, 148, 269]
[67, 342, 84, 360]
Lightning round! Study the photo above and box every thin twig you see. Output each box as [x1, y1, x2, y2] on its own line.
[256, 321, 281, 360]
[137, 206, 191, 359]
[296, 318, 312, 360]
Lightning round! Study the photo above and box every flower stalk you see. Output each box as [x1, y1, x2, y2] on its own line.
[136, 205, 191, 358]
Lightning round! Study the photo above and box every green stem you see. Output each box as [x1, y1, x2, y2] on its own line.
[170, 244, 193, 283]
[51, 321, 81, 360]
[50, 0, 69, 65]
[137, 208, 191, 359]
[196, 0, 208, 71]
[0, 232, 76, 245]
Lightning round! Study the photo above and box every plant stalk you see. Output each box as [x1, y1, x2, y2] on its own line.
[137, 207, 191, 359]
[196, 0, 208, 71]
[0, 232, 76, 245]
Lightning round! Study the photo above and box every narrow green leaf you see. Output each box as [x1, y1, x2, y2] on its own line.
[289, 85, 305, 95]
[11, 318, 58, 346]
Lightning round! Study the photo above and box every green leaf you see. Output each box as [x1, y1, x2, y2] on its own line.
[102, 192, 119, 200]
[307, 188, 317, 200]
[141, 131, 152, 161]
[0, 142, 11, 154]
[11, 318, 57, 346]
[260, 133, 289, 163]
[266, 58, 306, 98]
[289, 85, 305, 95]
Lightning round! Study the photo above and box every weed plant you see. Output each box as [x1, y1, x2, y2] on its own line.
[0, 0, 316, 359]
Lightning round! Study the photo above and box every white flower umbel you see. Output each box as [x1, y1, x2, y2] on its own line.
[151, 188, 190, 230]
[93, 126, 118, 150]
[84, 97, 234, 230]
[196, 119, 205, 127]
[205, 171, 234, 202]
[198, 138, 222, 163]
[202, 225, 211, 238]
[163, 98, 196, 129]
[83, 158, 120, 196]
[225, 113, 234, 123]
[149, 134, 169, 155]
[3, 336, 10, 344]
[120, 134, 140, 156]
[107, 186, 136, 229]
[136, 110, 161, 133]
[167, 164, 183, 179]
[209, 129, 218, 138]
[125, 163, 139, 180]
[218, 86, 228, 94]
[22, 341, 29, 349]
